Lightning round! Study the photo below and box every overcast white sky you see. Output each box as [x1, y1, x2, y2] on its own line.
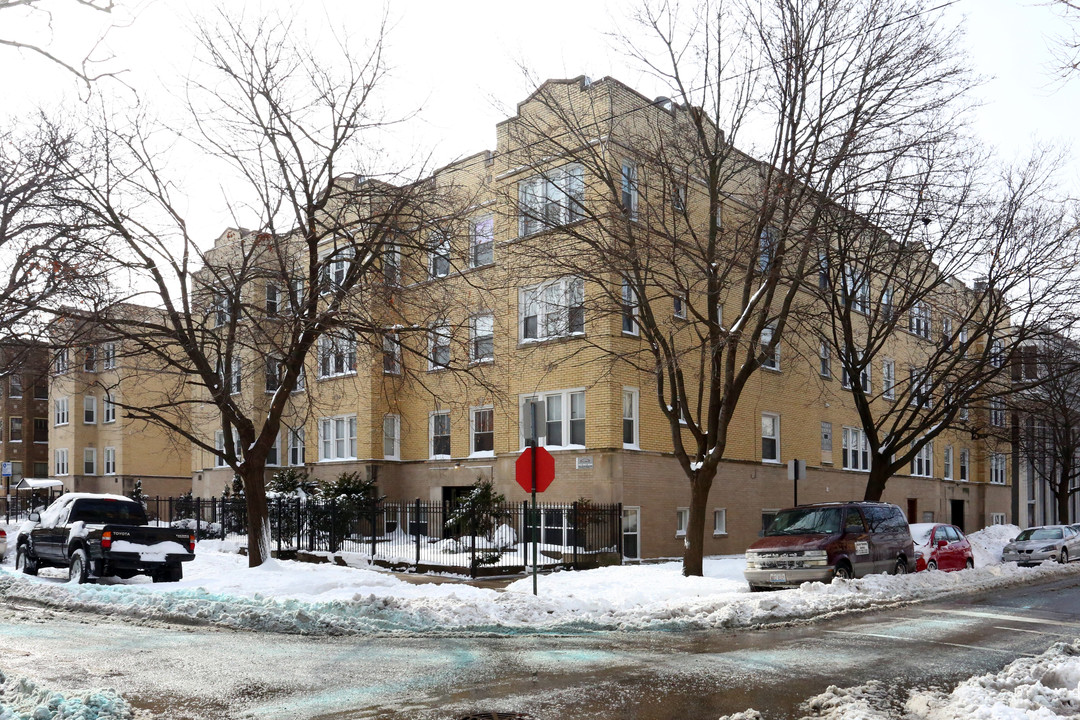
[3, 0, 1079, 244]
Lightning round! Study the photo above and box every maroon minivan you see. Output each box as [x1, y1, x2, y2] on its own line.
[743, 502, 914, 591]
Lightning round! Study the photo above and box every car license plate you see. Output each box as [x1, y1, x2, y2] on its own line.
[769, 572, 787, 583]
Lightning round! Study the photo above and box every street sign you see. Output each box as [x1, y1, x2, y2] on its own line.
[1, 462, 10, 477]
[516, 446, 555, 493]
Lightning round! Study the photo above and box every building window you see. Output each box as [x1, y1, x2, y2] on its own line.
[318, 331, 356, 378]
[990, 338, 1005, 368]
[880, 285, 894, 321]
[623, 389, 639, 449]
[911, 442, 932, 477]
[990, 453, 1007, 485]
[319, 247, 353, 294]
[520, 390, 586, 449]
[713, 508, 727, 535]
[959, 448, 970, 481]
[943, 445, 953, 480]
[760, 323, 779, 370]
[821, 422, 833, 452]
[817, 251, 829, 290]
[33, 462, 47, 477]
[33, 417, 47, 443]
[882, 359, 895, 399]
[219, 358, 241, 394]
[83, 448, 96, 475]
[288, 427, 306, 466]
[471, 407, 494, 456]
[471, 314, 494, 363]
[909, 367, 932, 408]
[761, 413, 780, 463]
[621, 280, 638, 335]
[83, 396, 97, 424]
[990, 398, 1006, 427]
[83, 347, 96, 372]
[54, 397, 69, 426]
[54, 348, 69, 375]
[673, 295, 686, 319]
[265, 283, 279, 315]
[214, 430, 242, 467]
[382, 242, 401, 284]
[676, 508, 689, 537]
[941, 317, 953, 351]
[842, 427, 869, 471]
[429, 323, 451, 369]
[819, 341, 831, 378]
[518, 163, 584, 236]
[102, 393, 115, 424]
[910, 301, 931, 339]
[34, 382, 47, 399]
[102, 342, 116, 369]
[990, 512, 1006, 525]
[210, 289, 235, 327]
[265, 356, 281, 393]
[758, 227, 777, 273]
[521, 277, 585, 341]
[428, 231, 451, 279]
[9, 417, 22, 442]
[383, 333, 401, 374]
[8, 373, 21, 398]
[267, 432, 280, 466]
[842, 267, 870, 314]
[430, 411, 451, 458]
[55, 448, 69, 476]
[383, 415, 400, 460]
[319, 415, 357, 461]
[471, 216, 494, 267]
[104, 447, 116, 475]
[621, 160, 638, 220]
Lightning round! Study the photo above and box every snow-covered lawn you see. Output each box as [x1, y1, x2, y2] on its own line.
[1, 523, 1077, 636]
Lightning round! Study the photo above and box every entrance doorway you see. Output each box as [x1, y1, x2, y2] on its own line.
[907, 498, 918, 523]
[950, 499, 965, 532]
[622, 507, 640, 560]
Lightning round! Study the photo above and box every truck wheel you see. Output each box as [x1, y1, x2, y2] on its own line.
[68, 549, 90, 584]
[15, 546, 38, 576]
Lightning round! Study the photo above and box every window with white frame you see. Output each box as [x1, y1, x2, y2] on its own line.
[819, 340, 831, 378]
[521, 277, 585, 340]
[288, 427, 305, 466]
[83, 395, 96, 424]
[842, 267, 869, 313]
[83, 447, 96, 475]
[382, 242, 401, 284]
[214, 430, 242, 467]
[990, 512, 1006, 525]
[621, 160, 638, 219]
[941, 316, 953, 350]
[520, 390, 586, 448]
[842, 426, 869, 471]
[990, 453, 1007, 484]
[958, 327, 969, 355]
[880, 285, 894, 320]
[265, 282, 279, 315]
[471, 314, 494, 363]
[471, 407, 494, 455]
[318, 330, 356, 378]
[990, 398, 1006, 427]
[959, 448, 970, 481]
[55, 448, 69, 476]
[713, 508, 727, 535]
[104, 446, 116, 475]
[471, 216, 494, 267]
[319, 246, 353, 294]
[990, 338, 1005, 368]
[429, 323, 451, 369]
[210, 289, 234, 328]
[54, 397, 69, 426]
[383, 415, 400, 460]
[518, 163, 585, 236]
[621, 280, 638, 335]
[673, 295, 686, 319]
[910, 301, 931, 339]
[909, 367, 932, 408]
[623, 389, 639, 448]
[319, 415, 357, 461]
[54, 348, 69, 374]
[676, 508, 689, 537]
[8, 373, 21, 397]
[761, 413, 780, 463]
[383, 333, 401, 374]
[267, 432, 280, 466]
[9, 417, 21, 442]
[428, 231, 451, 279]
[943, 445, 953, 480]
[911, 441, 932, 477]
[760, 323, 779, 370]
[430, 411, 451, 458]
[883, 359, 896, 399]
[102, 342, 116, 369]
[222, 358, 241, 394]
[84, 346, 97, 372]
[758, 227, 777, 273]
[817, 251, 829, 290]
[841, 349, 870, 392]
[265, 356, 281, 393]
[103, 392, 116, 423]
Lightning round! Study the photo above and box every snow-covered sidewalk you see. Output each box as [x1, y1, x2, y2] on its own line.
[1, 523, 1077, 635]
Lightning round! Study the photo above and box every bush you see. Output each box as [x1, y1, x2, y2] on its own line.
[446, 479, 508, 542]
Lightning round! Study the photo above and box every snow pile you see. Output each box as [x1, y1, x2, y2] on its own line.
[967, 524, 1020, 568]
[793, 640, 1080, 719]
[0, 669, 131, 720]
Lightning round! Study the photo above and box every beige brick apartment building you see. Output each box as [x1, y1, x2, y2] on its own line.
[184, 77, 1010, 558]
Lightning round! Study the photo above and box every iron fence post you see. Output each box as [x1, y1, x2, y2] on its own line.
[617, 502, 623, 559]
[370, 504, 377, 560]
[196, 497, 201, 539]
[572, 501, 579, 570]
[276, 496, 283, 555]
[414, 498, 421, 566]
[296, 497, 302, 551]
[329, 497, 338, 554]
[470, 507, 477, 580]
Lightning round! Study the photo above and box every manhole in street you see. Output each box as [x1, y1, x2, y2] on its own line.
[456, 713, 535, 720]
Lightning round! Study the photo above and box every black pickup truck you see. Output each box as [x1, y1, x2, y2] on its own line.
[15, 493, 195, 583]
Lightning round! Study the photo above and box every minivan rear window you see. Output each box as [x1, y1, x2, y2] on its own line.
[765, 507, 842, 536]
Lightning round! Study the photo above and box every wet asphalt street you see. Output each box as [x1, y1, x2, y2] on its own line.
[1, 573, 1079, 719]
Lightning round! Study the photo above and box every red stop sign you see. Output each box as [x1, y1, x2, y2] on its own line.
[516, 446, 555, 493]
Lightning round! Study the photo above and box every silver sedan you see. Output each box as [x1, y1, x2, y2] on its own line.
[1002, 525, 1080, 566]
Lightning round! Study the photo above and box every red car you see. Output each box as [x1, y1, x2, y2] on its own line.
[910, 523, 974, 572]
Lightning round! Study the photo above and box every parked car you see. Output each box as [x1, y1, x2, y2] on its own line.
[15, 493, 196, 583]
[1001, 525, 1080, 566]
[744, 502, 914, 591]
[909, 523, 974, 572]
[0, 527, 6, 562]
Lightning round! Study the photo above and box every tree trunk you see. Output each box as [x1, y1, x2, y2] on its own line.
[864, 461, 890, 502]
[682, 474, 715, 577]
[1058, 466, 1073, 525]
[242, 462, 270, 567]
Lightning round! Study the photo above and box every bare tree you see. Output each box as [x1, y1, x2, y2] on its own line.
[57, 12, 479, 567]
[508, 0, 978, 575]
